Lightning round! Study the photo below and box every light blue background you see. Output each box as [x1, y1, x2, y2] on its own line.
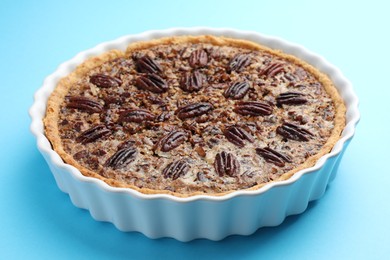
[1, 0, 389, 259]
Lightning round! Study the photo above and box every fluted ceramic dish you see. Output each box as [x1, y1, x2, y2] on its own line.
[29, 27, 359, 241]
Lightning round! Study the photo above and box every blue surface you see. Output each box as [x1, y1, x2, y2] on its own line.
[1, 0, 389, 259]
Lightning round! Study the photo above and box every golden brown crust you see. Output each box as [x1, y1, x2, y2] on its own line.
[44, 35, 346, 197]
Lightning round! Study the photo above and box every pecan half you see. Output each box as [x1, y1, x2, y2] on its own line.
[157, 129, 189, 152]
[277, 122, 314, 141]
[228, 53, 251, 72]
[76, 125, 110, 144]
[276, 92, 307, 106]
[118, 109, 155, 123]
[224, 81, 250, 100]
[189, 49, 208, 68]
[180, 70, 206, 92]
[136, 74, 168, 93]
[66, 96, 103, 113]
[176, 102, 213, 120]
[136, 55, 162, 74]
[90, 74, 122, 88]
[105, 146, 138, 169]
[214, 151, 240, 177]
[234, 101, 273, 116]
[162, 159, 190, 180]
[223, 125, 254, 147]
[260, 62, 284, 77]
[256, 147, 292, 167]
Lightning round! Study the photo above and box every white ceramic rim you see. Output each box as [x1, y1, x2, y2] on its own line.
[29, 27, 360, 202]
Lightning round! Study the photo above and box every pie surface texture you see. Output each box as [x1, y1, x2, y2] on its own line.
[44, 35, 346, 197]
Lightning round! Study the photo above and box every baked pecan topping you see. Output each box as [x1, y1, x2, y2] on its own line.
[162, 159, 190, 180]
[66, 96, 103, 113]
[189, 49, 208, 68]
[76, 125, 110, 144]
[228, 53, 251, 73]
[105, 146, 138, 169]
[256, 147, 292, 167]
[136, 55, 162, 74]
[55, 39, 336, 194]
[260, 62, 284, 77]
[157, 129, 189, 152]
[224, 81, 250, 100]
[277, 122, 314, 141]
[136, 74, 168, 93]
[90, 74, 122, 88]
[176, 102, 213, 120]
[180, 70, 206, 92]
[276, 92, 307, 106]
[234, 101, 273, 116]
[118, 109, 155, 123]
[214, 151, 240, 177]
[223, 125, 254, 147]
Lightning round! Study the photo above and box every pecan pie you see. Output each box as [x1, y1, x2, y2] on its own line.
[44, 35, 346, 197]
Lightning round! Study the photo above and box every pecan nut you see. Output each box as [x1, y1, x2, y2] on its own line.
[234, 101, 273, 116]
[176, 102, 213, 120]
[214, 151, 240, 177]
[256, 147, 292, 167]
[90, 74, 122, 88]
[66, 96, 103, 113]
[136, 74, 168, 93]
[105, 146, 138, 169]
[260, 62, 284, 77]
[276, 92, 307, 106]
[180, 70, 206, 92]
[228, 53, 251, 72]
[136, 55, 162, 74]
[224, 81, 250, 100]
[157, 130, 189, 152]
[118, 109, 155, 123]
[223, 125, 254, 147]
[162, 159, 190, 180]
[189, 49, 208, 68]
[276, 122, 314, 141]
[76, 125, 110, 144]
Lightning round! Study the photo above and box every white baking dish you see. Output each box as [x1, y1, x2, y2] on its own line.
[29, 27, 359, 241]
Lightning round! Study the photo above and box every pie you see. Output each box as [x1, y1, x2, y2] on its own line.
[44, 35, 346, 197]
